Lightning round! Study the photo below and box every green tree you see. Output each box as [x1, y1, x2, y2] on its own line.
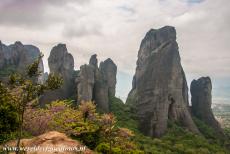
[5, 54, 63, 154]
[0, 83, 19, 143]
[100, 113, 117, 154]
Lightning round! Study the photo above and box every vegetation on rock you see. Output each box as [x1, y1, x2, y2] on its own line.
[110, 96, 229, 153]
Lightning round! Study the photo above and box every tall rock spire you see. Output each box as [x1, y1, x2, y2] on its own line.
[76, 54, 117, 112]
[99, 58, 117, 97]
[191, 77, 224, 137]
[40, 44, 75, 105]
[127, 26, 199, 137]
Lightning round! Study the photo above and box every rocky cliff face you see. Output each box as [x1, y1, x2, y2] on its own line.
[40, 44, 75, 105]
[76, 64, 95, 103]
[76, 54, 117, 112]
[191, 77, 224, 137]
[0, 41, 44, 83]
[127, 26, 199, 137]
[37, 44, 117, 112]
[99, 58, 117, 97]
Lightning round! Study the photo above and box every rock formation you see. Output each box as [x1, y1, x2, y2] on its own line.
[93, 68, 109, 112]
[89, 54, 98, 67]
[76, 64, 95, 103]
[0, 41, 44, 83]
[99, 58, 117, 97]
[76, 54, 117, 112]
[0, 41, 117, 112]
[191, 77, 224, 137]
[1, 131, 92, 154]
[40, 44, 75, 105]
[127, 26, 199, 137]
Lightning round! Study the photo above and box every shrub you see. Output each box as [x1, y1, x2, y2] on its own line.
[110, 96, 229, 153]
[0, 83, 19, 143]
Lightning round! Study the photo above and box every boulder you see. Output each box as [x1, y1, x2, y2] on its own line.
[127, 26, 199, 137]
[191, 77, 224, 137]
[1, 131, 93, 154]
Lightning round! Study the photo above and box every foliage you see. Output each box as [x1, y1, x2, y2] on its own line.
[193, 117, 217, 140]
[24, 101, 97, 135]
[0, 54, 63, 154]
[45, 73, 63, 90]
[0, 83, 19, 143]
[98, 113, 137, 153]
[2, 60, 229, 154]
[0, 83, 19, 133]
[95, 142, 144, 154]
[23, 101, 101, 149]
[109, 96, 138, 132]
[23, 100, 141, 153]
[23, 107, 51, 136]
[110, 96, 229, 154]
[0, 65, 17, 76]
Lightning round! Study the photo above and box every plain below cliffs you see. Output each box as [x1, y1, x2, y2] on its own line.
[127, 26, 200, 137]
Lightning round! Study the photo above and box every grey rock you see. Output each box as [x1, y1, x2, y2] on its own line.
[40, 44, 75, 105]
[76, 64, 95, 103]
[99, 58, 117, 97]
[48, 44, 74, 76]
[93, 58, 117, 112]
[43, 72, 49, 82]
[76, 55, 117, 112]
[127, 26, 199, 137]
[93, 67, 109, 112]
[126, 76, 137, 106]
[89, 54, 98, 67]
[191, 77, 224, 137]
[0, 41, 44, 83]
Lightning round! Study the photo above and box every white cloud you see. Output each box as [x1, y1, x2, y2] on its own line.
[0, 0, 230, 102]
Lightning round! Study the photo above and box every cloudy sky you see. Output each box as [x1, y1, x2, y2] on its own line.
[0, 0, 230, 104]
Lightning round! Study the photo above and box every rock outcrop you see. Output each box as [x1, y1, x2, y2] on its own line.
[89, 54, 98, 67]
[1, 131, 92, 154]
[191, 77, 224, 137]
[0, 41, 117, 112]
[76, 54, 117, 112]
[0, 41, 44, 83]
[99, 58, 117, 97]
[40, 44, 75, 105]
[127, 26, 199, 137]
[76, 64, 95, 103]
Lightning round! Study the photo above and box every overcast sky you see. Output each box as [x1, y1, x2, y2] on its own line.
[0, 0, 230, 104]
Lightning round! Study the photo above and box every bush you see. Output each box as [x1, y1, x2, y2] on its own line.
[0, 83, 19, 143]
[110, 96, 229, 153]
[23, 100, 140, 152]
[96, 143, 110, 153]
